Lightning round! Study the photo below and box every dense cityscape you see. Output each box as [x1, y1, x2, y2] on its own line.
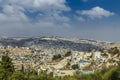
[0, 37, 120, 80]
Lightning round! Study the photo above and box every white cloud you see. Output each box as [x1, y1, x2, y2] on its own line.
[0, 5, 28, 23]
[4, 0, 70, 12]
[0, 1, 118, 42]
[0, 0, 72, 37]
[0, 0, 70, 24]
[77, 6, 114, 19]
[75, 16, 85, 22]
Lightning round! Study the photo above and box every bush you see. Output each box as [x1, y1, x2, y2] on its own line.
[52, 54, 61, 60]
[108, 47, 119, 54]
[65, 51, 72, 57]
[8, 72, 25, 80]
[72, 64, 79, 69]
[102, 67, 119, 80]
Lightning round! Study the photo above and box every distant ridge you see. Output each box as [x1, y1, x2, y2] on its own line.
[0, 37, 119, 51]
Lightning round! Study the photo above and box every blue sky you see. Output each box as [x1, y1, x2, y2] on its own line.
[0, 0, 120, 42]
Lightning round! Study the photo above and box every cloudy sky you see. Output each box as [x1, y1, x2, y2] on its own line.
[0, 0, 120, 42]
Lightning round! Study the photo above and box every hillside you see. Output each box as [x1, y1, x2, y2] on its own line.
[0, 37, 119, 51]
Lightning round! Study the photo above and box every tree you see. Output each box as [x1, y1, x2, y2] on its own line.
[108, 47, 120, 54]
[52, 54, 61, 60]
[0, 55, 14, 79]
[72, 64, 79, 70]
[102, 62, 120, 80]
[65, 51, 72, 57]
[8, 72, 25, 80]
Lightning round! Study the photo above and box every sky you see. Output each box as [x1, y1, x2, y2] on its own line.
[0, 0, 120, 42]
